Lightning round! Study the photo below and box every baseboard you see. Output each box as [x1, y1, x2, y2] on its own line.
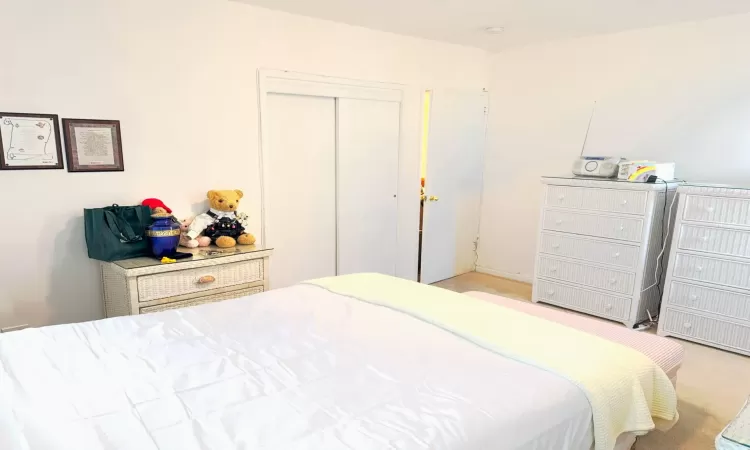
[475, 266, 533, 284]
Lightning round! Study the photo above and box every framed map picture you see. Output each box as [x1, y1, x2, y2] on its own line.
[0, 112, 64, 170]
[62, 118, 124, 172]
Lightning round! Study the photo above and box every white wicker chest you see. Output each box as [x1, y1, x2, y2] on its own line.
[101, 245, 272, 317]
[532, 176, 679, 328]
[658, 184, 750, 356]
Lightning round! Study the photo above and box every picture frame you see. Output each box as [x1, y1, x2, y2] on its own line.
[0, 112, 64, 170]
[62, 118, 124, 172]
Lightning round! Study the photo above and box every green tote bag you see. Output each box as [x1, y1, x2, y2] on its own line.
[84, 204, 153, 261]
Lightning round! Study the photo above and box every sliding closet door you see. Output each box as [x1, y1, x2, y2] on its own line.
[336, 99, 400, 275]
[266, 93, 337, 288]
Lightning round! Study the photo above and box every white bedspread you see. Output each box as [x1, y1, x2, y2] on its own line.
[0, 285, 594, 450]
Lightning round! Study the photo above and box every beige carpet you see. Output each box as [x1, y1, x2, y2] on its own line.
[433, 272, 750, 450]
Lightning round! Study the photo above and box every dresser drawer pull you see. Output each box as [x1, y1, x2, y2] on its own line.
[555, 219, 563, 225]
[618, 225, 625, 231]
[621, 200, 628, 205]
[700, 236, 709, 242]
[696, 266, 703, 272]
[689, 294, 699, 302]
[705, 206, 714, 213]
[197, 275, 216, 284]
[609, 278, 617, 284]
[551, 244, 560, 250]
[550, 267, 558, 273]
[612, 252, 620, 258]
[683, 322, 692, 329]
[547, 290, 555, 296]
[557, 194, 565, 201]
[605, 304, 613, 310]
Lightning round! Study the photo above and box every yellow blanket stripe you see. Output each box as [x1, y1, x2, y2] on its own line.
[305, 273, 678, 450]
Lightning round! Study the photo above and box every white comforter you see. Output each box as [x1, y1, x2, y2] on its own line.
[0, 285, 594, 450]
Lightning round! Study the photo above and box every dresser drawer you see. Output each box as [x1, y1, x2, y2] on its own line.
[667, 281, 750, 322]
[673, 253, 750, 291]
[535, 279, 632, 320]
[140, 286, 263, 314]
[137, 259, 263, 302]
[662, 308, 750, 353]
[683, 195, 750, 227]
[539, 232, 639, 269]
[546, 185, 648, 215]
[542, 209, 644, 242]
[537, 255, 635, 295]
[677, 224, 750, 258]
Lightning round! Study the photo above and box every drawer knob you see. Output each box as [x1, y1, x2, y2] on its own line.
[197, 275, 216, 284]
[550, 267, 558, 272]
[696, 266, 703, 272]
[605, 304, 613, 310]
[555, 219, 563, 225]
[609, 278, 617, 284]
[618, 225, 625, 231]
[684, 322, 692, 329]
[690, 294, 698, 301]
[612, 252, 620, 258]
[551, 244, 560, 249]
[700, 236, 709, 242]
[558, 195, 565, 201]
[621, 200, 628, 205]
[706, 206, 714, 213]
[547, 290, 555, 296]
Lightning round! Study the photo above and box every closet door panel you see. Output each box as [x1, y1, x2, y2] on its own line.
[336, 99, 400, 275]
[266, 93, 337, 288]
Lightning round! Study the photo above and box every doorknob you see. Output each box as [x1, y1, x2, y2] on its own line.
[428, 196, 440, 202]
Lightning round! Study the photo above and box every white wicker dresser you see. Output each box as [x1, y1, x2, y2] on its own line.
[658, 184, 750, 356]
[532, 177, 679, 328]
[102, 245, 272, 317]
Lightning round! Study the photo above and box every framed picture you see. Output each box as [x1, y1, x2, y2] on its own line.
[62, 118, 124, 172]
[0, 112, 64, 170]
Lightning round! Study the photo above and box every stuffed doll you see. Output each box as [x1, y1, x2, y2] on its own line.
[186, 189, 256, 248]
[178, 217, 211, 248]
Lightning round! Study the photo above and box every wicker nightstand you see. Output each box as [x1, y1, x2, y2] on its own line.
[101, 245, 272, 317]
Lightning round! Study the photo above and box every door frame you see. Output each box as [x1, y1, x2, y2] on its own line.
[256, 69, 406, 269]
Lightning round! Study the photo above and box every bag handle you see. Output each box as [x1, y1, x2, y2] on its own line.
[103, 208, 142, 243]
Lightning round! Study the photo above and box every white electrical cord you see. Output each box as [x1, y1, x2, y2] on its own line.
[641, 183, 679, 293]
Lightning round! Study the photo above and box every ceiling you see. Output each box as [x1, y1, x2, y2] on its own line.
[234, 0, 750, 51]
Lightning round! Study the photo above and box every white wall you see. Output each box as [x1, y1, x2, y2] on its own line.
[478, 12, 750, 282]
[0, 0, 488, 327]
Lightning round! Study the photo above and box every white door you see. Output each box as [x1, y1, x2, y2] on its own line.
[336, 98, 400, 275]
[421, 90, 488, 284]
[266, 93, 337, 289]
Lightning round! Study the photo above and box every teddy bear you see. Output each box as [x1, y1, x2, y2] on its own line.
[186, 189, 256, 248]
[178, 217, 211, 248]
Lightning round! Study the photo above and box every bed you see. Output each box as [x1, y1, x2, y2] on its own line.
[0, 277, 682, 450]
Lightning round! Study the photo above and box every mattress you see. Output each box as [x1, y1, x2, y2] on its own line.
[0, 284, 673, 450]
[464, 291, 684, 381]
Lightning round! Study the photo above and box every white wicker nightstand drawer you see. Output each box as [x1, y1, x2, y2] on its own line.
[542, 209, 644, 242]
[667, 281, 750, 322]
[662, 308, 750, 354]
[683, 195, 750, 227]
[539, 232, 639, 269]
[140, 286, 263, 314]
[546, 185, 648, 215]
[678, 224, 750, 258]
[535, 279, 631, 320]
[673, 253, 750, 291]
[137, 259, 263, 302]
[537, 255, 635, 295]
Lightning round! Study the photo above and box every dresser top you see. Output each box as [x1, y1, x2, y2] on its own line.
[678, 183, 750, 197]
[542, 176, 681, 191]
[113, 245, 272, 270]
